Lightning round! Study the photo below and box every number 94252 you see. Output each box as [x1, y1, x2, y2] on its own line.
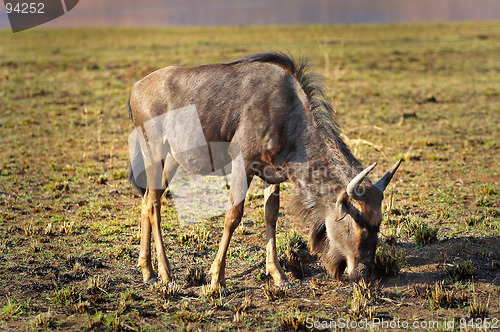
[460, 318, 499, 329]
[5, 2, 45, 14]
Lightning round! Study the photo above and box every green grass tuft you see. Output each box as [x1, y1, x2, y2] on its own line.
[374, 242, 406, 277]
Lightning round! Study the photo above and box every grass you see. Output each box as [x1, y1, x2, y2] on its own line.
[348, 280, 376, 320]
[280, 310, 311, 331]
[1, 297, 23, 320]
[30, 310, 55, 329]
[51, 285, 81, 306]
[0, 22, 499, 330]
[185, 265, 208, 286]
[469, 294, 489, 319]
[158, 282, 183, 298]
[278, 230, 312, 279]
[373, 242, 406, 277]
[427, 280, 467, 310]
[404, 217, 439, 246]
[444, 260, 475, 281]
[469, 282, 490, 319]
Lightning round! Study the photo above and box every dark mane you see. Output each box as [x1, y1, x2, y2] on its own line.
[233, 53, 359, 168]
[230, 52, 340, 138]
[231, 53, 362, 256]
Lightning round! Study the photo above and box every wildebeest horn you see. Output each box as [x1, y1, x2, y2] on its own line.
[346, 163, 377, 201]
[374, 159, 402, 192]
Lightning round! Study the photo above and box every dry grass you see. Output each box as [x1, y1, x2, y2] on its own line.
[185, 265, 207, 286]
[30, 310, 55, 329]
[469, 283, 490, 319]
[348, 280, 376, 320]
[158, 282, 183, 299]
[469, 294, 489, 319]
[262, 282, 287, 302]
[428, 281, 454, 310]
[280, 310, 312, 331]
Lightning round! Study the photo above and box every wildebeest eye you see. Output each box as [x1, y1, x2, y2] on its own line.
[351, 211, 367, 226]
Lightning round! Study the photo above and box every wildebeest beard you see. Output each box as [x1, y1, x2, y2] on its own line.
[325, 248, 348, 279]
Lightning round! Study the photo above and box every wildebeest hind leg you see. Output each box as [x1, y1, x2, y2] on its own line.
[264, 183, 290, 287]
[149, 188, 174, 284]
[150, 155, 179, 284]
[138, 190, 156, 283]
[139, 156, 178, 285]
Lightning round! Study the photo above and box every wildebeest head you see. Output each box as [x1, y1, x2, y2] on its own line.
[323, 160, 401, 281]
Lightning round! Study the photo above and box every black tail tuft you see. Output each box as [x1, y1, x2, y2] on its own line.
[128, 163, 146, 197]
[127, 97, 133, 120]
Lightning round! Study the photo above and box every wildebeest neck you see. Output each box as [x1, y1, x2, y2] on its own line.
[288, 123, 363, 209]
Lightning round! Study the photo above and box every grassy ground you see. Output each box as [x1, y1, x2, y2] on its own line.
[0, 22, 499, 330]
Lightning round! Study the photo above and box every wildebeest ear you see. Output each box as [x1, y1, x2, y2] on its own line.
[335, 192, 349, 221]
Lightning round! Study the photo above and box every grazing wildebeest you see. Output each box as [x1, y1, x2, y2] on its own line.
[128, 52, 401, 290]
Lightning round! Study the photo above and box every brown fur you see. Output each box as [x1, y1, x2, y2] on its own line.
[128, 52, 398, 287]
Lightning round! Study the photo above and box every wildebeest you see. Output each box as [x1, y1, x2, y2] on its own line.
[128, 52, 401, 290]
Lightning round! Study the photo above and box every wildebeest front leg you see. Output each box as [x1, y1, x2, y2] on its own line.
[209, 198, 245, 292]
[264, 183, 290, 287]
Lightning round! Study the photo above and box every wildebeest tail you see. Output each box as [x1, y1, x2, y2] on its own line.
[127, 97, 133, 120]
[128, 98, 147, 197]
[128, 141, 147, 197]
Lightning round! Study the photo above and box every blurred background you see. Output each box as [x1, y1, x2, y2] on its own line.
[1, 0, 500, 28]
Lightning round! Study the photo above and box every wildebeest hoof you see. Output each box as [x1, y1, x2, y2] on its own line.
[216, 286, 228, 297]
[144, 276, 158, 284]
[209, 280, 228, 296]
[276, 281, 292, 289]
[166, 281, 178, 289]
[210, 285, 228, 297]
